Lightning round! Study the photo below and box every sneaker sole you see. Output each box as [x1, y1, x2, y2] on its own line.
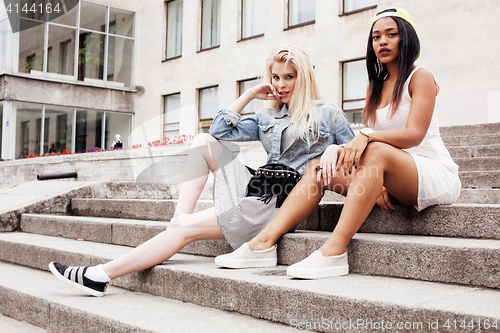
[214, 257, 277, 269]
[48, 262, 105, 297]
[286, 265, 349, 279]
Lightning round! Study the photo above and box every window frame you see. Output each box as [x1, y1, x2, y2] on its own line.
[239, 0, 265, 42]
[285, 0, 316, 31]
[163, 92, 181, 138]
[198, 85, 219, 132]
[12, 1, 136, 89]
[340, 0, 377, 16]
[199, 0, 221, 52]
[165, 0, 183, 61]
[238, 77, 263, 116]
[341, 58, 368, 124]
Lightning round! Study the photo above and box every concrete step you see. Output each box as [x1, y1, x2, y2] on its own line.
[456, 188, 500, 204]
[454, 156, 500, 171]
[0, 313, 47, 333]
[66, 197, 500, 239]
[449, 144, 500, 159]
[460, 170, 500, 188]
[16, 217, 500, 288]
[321, 203, 500, 240]
[440, 122, 500, 137]
[0, 261, 296, 333]
[442, 133, 500, 148]
[71, 198, 214, 221]
[0, 233, 499, 332]
[325, 188, 500, 204]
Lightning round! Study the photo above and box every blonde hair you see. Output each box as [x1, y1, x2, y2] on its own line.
[264, 45, 322, 147]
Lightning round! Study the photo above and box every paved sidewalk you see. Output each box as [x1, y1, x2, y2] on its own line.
[0, 181, 94, 214]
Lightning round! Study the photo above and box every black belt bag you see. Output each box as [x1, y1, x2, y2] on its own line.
[245, 163, 302, 208]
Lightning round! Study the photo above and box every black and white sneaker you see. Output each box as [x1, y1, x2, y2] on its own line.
[49, 262, 109, 297]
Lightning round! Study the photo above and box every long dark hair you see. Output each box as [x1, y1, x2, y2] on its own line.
[363, 10, 420, 127]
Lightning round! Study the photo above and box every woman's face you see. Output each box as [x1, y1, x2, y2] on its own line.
[271, 61, 297, 104]
[372, 17, 400, 65]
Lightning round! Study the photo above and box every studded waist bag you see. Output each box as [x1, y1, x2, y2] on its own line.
[245, 163, 302, 208]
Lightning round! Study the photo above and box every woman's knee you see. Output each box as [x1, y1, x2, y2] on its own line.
[191, 133, 217, 148]
[361, 142, 392, 165]
[304, 159, 321, 178]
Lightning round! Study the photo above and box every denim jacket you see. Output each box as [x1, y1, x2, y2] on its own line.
[209, 103, 355, 174]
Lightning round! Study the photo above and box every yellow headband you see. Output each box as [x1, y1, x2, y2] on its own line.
[371, 8, 420, 59]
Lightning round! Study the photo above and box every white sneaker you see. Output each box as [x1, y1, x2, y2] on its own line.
[287, 250, 349, 279]
[215, 243, 277, 268]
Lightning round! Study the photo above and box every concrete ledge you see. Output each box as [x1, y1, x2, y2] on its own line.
[449, 144, 500, 159]
[0, 235, 499, 332]
[440, 122, 500, 136]
[10, 220, 500, 288]
[460, 170, 500, 188]
[0, 262, 294, 333]
[454, 156, 500, 171]
[321, 203, 500, 240]
[442, 133, 500, 147]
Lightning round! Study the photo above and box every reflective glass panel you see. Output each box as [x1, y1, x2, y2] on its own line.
[47, 24, 76, 76]
[44, 105, 74, 154]
[13, 102, 43, 158]
[80, 1, 106, 32]
[288, 0, 315, 26]
[109, 7, 134, 37]
[105, 112, 131, 149]
[164, 93, 180, 137]
[107, 35, 132, 87]
[201, 0, 220, 49]
[242, 0, 264, 38]
[78, 31, 105, 82]
[18, 20, 45, 74]
[166, 0, 182, 58]
[75, 109, 104, 152]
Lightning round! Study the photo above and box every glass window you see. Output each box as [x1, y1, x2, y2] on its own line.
[241, 0, 264, 39]
[105, 112, 131, 149]
[166, 0, 183, 59]
[78, 31, 105, 83]
[20, 0, 46, 21]
[288, 0, 315, 27]
[13, 102, 43, 158]
[44, 106, 74, 154]
[343, 0, 376, 13]
[164, 93, 181, 138]
[80, 1, 106, 32]
[47, 24, 76, 77]
[201, 0, 220, 50]
[107, 35, 133, 87]
[18, 20, 45, 74]
[75, 109, 104, 152]
[199, 86, 218, 133]
[49, 0, 78, 27]
[109, 7, 134, 37]
[342, 59, 368, 124]
[239, 78, 262, 115]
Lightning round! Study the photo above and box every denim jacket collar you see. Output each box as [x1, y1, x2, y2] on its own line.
[274, 104, 290, 119]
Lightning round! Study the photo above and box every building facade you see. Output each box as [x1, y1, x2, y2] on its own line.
[1, 0, 499, 160]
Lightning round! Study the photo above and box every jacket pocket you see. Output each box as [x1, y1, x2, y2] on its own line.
[258, 123, 276, 152]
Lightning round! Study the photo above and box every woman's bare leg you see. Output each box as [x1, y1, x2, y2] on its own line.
[174, 133, 224, 217]
[318, 142, 418, 256]
[247, 159, 352, 251]
[103, 133, 225, 279]
[104, 207, 223, 279]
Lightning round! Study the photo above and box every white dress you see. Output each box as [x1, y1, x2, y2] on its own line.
[372, 67, 461, 211]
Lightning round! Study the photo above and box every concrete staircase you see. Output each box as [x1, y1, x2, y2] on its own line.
[0, 123, 499, 332]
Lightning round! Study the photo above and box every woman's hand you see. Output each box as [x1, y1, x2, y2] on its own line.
[376, 186, 394, 212]
[337, 134, 369, 176]
[316, 145, 343, 185]
[249, 83, 281, 101]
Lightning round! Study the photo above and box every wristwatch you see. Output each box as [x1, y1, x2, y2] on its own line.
[360, 128, 374, 142]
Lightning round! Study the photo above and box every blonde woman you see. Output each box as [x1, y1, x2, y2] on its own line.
[49, 45, 354, 296]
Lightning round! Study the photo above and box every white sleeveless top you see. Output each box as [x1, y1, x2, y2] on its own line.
[372, 67, 461, 211]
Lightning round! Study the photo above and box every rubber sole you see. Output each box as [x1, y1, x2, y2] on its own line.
[286, 264, 349, 279]
[214, 257, 277, 269]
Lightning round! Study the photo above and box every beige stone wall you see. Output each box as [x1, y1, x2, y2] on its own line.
[38, 0, 500, 145]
